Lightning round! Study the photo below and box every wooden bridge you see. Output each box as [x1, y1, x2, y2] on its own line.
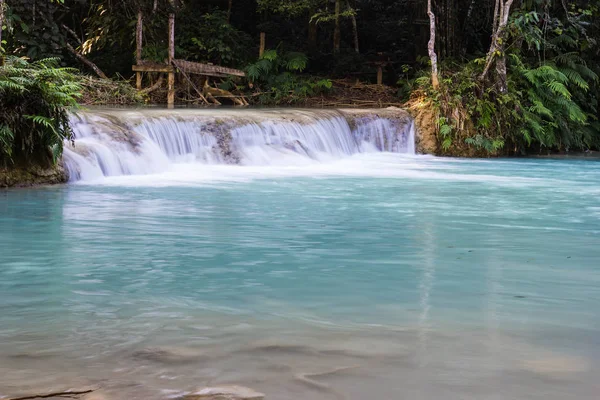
[133, 11, 245, 106]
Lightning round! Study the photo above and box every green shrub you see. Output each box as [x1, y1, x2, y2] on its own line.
[0, 56, 80, 166]
[246, 49, 332, 104]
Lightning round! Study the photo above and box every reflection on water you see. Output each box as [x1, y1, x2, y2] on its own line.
[1, 155, 600, 399]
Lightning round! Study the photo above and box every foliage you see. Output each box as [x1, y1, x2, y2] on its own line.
[3, 0, 66, 60]
[0, 56, 80, 165]
[78, 75, 145, 106]
[245, 49, 332, 104]
[1, 0, 599, 156]
[416, 0, 600, 156]
[185, 11, 253, 67]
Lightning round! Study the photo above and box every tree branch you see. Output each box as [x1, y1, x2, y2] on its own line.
[61, 24, 82, 45]
[139, 74, 164, 94]
[65, 42, 108, 79]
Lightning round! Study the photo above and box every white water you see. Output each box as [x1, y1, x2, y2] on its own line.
[62, 109, 416, 182]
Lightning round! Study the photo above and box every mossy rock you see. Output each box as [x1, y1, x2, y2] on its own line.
[0, 164, 68, 188]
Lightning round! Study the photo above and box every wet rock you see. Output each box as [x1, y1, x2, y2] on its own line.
[1, 164, 68, 188]
[183, 385, 264, 400]
[212, 123, 240, 164]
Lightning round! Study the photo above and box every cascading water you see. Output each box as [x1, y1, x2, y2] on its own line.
[63, 108, 416, 182]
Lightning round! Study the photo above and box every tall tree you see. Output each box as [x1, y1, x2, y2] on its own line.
[427, 0, 439, 89]
[479, 0, 515, 92]
[348, 0, 358, 53]
[333, 0, 341, 53]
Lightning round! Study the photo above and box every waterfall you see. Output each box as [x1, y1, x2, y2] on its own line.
[63, 109, 416, 182]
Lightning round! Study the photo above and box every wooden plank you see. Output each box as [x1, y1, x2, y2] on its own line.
[132, 64, 174, 72]
[173, 59, 245, 77]
[172, 62, 209, 104]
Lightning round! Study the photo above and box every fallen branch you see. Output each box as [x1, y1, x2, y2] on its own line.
[65, 43, 107, 79]
[139, 74, 164, 94]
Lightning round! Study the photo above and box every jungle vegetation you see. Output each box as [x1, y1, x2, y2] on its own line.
[0, 0, 599, 163]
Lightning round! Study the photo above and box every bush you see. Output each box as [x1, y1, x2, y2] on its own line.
[245, 49, 332, 104]
[0, 56, 80, 166]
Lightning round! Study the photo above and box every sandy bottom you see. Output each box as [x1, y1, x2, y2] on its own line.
[1, 316, 598, 400]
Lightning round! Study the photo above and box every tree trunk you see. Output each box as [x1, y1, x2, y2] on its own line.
[479, 0, 515, 93]
[348, 2, 359, 53]
[308, 14, 318, 54]
[136, 10, 143, 62]
[227, 0, 233, 24]
[0, 0, 5, 52]
[259, 32, 265, 57]
[461, 0, 477, 57]
[495, 53, 507, 93]
[136, 10, 143, 90]
[427, 0, 440, 89]
[167, 13, 175, 106]
[333, 0, 341, 53]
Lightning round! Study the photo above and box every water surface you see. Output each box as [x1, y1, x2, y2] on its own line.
[1, 155, 600, 399]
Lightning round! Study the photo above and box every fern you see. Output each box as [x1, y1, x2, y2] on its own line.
[284, 52, 307, 72]
[261, 49, 278, 61]
[546, 80, 572, 99]
[0, 56, 79, 165]
[244, 49, 327, 104]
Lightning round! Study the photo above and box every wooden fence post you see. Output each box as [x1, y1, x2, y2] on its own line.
[259, 32, 265, 58]
[136, 10, 143, 90]
[167, 13, 175, 107]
